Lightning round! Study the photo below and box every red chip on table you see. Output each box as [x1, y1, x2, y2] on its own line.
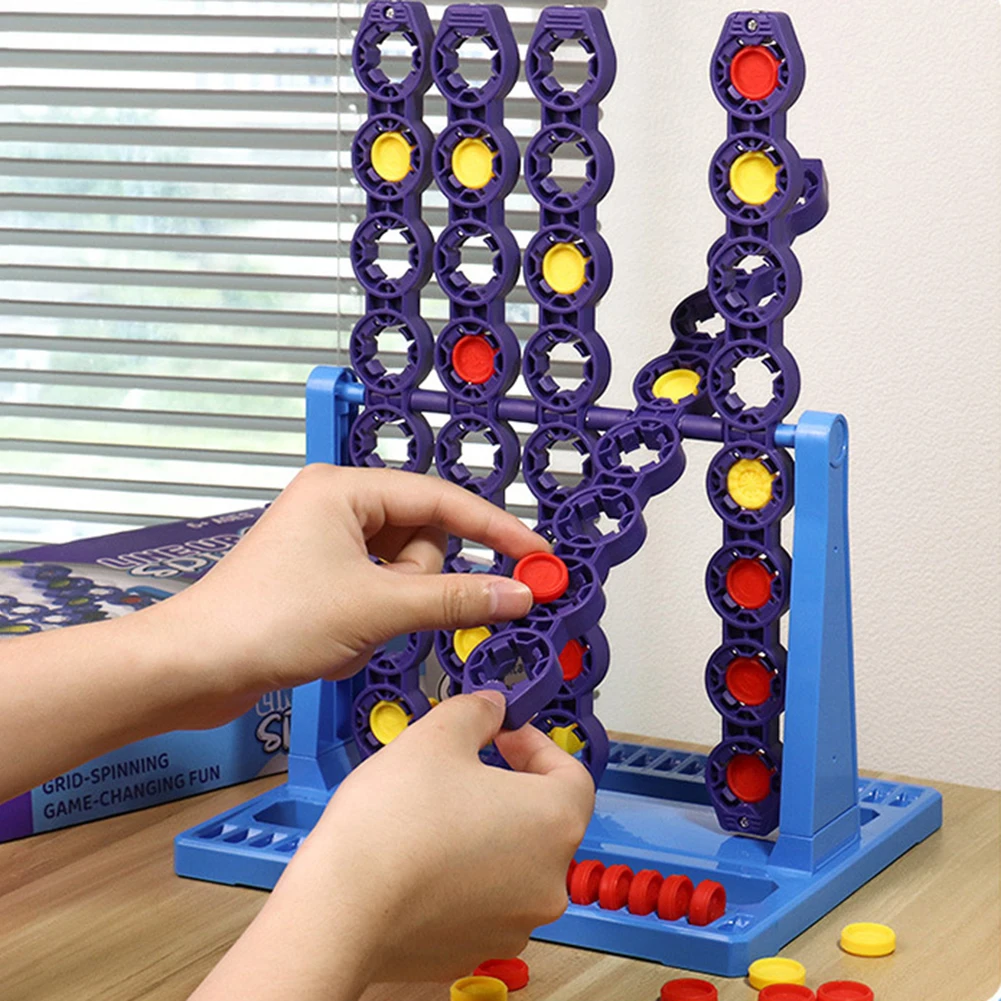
[759, 985, 817, 1001]
[660, 977, 718, 1001]
[512, 552, 569, 603]
[473, 958, 529, 992]
[816, 982, 874, 1001]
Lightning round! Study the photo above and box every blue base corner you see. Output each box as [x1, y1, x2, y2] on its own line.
[174, 739, 941, 976]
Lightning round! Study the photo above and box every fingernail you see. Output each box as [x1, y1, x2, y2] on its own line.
[486, 577, 533, 620]
[472, 688, 507, 711]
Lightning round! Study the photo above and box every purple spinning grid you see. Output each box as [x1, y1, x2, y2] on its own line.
[347, 4, 828, 836]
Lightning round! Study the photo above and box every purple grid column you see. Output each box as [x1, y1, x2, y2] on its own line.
[347, 2, 437, 756]
[698, 12, 827, 835]
[427, 5, 523, 703]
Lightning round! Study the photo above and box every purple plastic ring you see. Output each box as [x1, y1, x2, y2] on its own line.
[524, 124, 613, 213]
[349, 309, 434, 395]
[433, 219, 520, 308]
[463, 628, 564, 729]
[348, 404, 434, 474]
[350, 212, 434, 299]
[434, 414, 521, 498]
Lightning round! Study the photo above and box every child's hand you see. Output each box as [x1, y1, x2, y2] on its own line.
[192, 690, 594, 999]
[154, 464, 548, 728]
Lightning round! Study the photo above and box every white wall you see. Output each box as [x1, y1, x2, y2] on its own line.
[592, 1, 1001, 789]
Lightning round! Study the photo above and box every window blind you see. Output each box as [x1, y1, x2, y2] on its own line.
[0, 0, 603, 551]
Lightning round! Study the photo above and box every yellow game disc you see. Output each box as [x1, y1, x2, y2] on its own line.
[371, 130, 413, 183]
[841, 922, 896, 957]
[550, 725, 585, 755]
[730, 150, 778, 205]
[0, 559, 23, 567]
[368, 699, 411, 745]
[0, 623, 33, 634]
[452, 136, 495, 189]
[652, 368, 700, 403]
[747, 957, 807, 990]
[727, 457, 776, 510]
[542, 242, 588, 295]
[454, 625, 492, 663]
[450, 976, 509, 1001]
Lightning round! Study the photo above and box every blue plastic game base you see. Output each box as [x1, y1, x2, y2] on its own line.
[175, 739, 941, 976]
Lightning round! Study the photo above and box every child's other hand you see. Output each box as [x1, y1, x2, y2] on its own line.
[153, 464, 547, 727]
[207, 690, 594, 993]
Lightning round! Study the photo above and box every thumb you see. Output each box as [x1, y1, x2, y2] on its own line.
[423, 690, 508, 754]
[381, 571, 534, 634]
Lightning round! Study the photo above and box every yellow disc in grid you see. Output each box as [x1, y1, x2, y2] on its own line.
[727, 457, 776, 510]
[0, 623, 33, 634]
[542, 242, 588, 295]
[453, 626, 492, 663]
[451, 976, 508, 1001]
[371, 130, 414, 183]
[652, 368, 700, 403]
[550, 725, 585, 755]
[369, 699, 411, 745]
[730, 150, 778, 205]
[452, 137, 495, 189]
[0, 559, 23, 567]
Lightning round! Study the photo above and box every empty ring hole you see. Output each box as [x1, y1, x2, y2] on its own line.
[732, 355, 778, 409]
[376, 31, 417, 85]
[455, 35, 497, 89]
[551, 37, 593, 92]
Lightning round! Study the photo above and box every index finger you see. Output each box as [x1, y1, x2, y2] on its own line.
[348, 467, 550, 560]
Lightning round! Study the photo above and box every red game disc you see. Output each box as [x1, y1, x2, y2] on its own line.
[598, 864, 633, 910]
[688, 879, 727, 926]
[627, 868, 664, 916]
[727, 752, 774, 803]
[566, 859, 577, 895]
[451, 334, 497, 384]
[725, 656, 774, 705]
[726, 558, 774, 609]
[730, 45, 780, 101]
[473, 958, 529, 992]
[559, 638, 586, 681]
[759, 985, 817, 1001]
[513, 552, 569, 603]
[817, 982, 874, 1001]
[657, 874, 694, 921]
[569, 858, 604, 905]
[660, 978, 718, 1001]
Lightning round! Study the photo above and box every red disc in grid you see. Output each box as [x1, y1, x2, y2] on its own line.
[725, 656, 774, 705]
[598, 864, 633, 910]
[513, 552, 569, 603]
[627, 868, 664, 916]
[559, 639, 586, 681]
[688, 880, 727, 926]
[566, 859, 577, 895]
[727, 753, 774, 803]
[473, 958, 529, 992]
[657, 874, 694, 921]
[660, 978, 718, 1001]
[451, 334, 496, 384]
[817, 983, 874, 1001]
[726, 558, 774, 609]
[730, 45, 780, 101]
[569, 859, 604, 905]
